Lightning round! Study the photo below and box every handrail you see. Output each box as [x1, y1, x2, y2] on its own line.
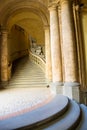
[29, 51, 46, 72]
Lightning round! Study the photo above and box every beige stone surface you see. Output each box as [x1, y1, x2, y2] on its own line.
[1, 30, 8, 81]
[45, 26, 52, 81]
[49, 5, 62, 82]
[61, 0, 78, 82]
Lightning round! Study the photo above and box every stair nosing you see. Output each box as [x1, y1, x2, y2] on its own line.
[0, 95, 69, 130]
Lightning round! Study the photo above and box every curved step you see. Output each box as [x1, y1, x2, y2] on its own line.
[0, 95, 69, 130]
[39, 100, 81, 130]
[76, 104, 87, 130]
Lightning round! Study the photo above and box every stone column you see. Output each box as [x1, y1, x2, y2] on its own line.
[49, 5, 63, 94]
[57, 4, 65, 82]
[44, 26, 52, 82]
[60, 0, 80, 101]
[0, 31, 1, 82]
[1, 29, 8, 83]
[73, 3, 85, 90]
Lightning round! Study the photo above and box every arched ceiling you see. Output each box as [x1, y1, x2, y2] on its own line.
[0, 0, 50, 44]
[0, 0, 87, 34]
[0, 0, 49, 37]
[6, 11, 44, 35]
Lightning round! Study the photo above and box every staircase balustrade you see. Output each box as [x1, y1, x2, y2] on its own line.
[29, 51, 46, 72]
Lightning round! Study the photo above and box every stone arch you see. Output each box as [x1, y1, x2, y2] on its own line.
[0, 0, 50, 82]
[0, 0, 49, 29]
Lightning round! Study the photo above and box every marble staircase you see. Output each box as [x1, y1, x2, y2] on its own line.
[1, 56, 87, 130]
[7, 56, 48, 88]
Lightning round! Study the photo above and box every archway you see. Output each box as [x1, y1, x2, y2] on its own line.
[0, 0, 49, 82]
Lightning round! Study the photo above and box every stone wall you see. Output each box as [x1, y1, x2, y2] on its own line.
[8, 25, 29, 62]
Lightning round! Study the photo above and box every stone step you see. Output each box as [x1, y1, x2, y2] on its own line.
[5, 57, 87, 130]
[38, 100, 81, 130]
[7, 57, 47, 89]
[8, 84, 47, 87]
[0, 95, 69, 130]
[9, 81, 47, 84]
[8, 83, 47, 85]
[7, 85, 48, 89]
[76, 104, 87, 130]
[9, 79, 47, 82]
[12, 75, 45, 78]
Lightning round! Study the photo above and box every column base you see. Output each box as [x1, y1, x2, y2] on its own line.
[63, 82, 80, 102]
[49, 82, 63, 95]
[0, 81, 8, 89]
[80, 90, 87, 105]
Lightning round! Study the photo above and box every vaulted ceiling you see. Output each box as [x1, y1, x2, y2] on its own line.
[0, 0, 49, 44]
[0, 0, 87, 43]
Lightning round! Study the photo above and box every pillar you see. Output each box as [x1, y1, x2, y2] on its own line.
[49, 5, 63, 94]
[60, 0, 80, 101]
[45, 26, 52, 82]
[73, 3, 85, 90]
[1, 29, 8, 83]
[57, 4, 65, 82]
[0, 31, 1, 82]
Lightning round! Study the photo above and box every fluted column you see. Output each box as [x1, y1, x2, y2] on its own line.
[0, 31, 1, 82]
[57, 4, 65, 81]
[61, 0, 78, 82]
[49, 4, 63, 93]
[73, 3, 85, 90]
[1, 29, 8, 82]
[60, 0, 80, 101]
[49, 5, 62, 82]
[45, 26, 52, 82]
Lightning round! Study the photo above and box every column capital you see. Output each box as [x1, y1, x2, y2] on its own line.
[48, 0, 59, 4]
[57, 3, 61, 10]
[72, 0, 80, 5]
[48, 0, 60, 11]
[0, 25, 8, 34]
[48, 4, 57, 11]
[1, 30, 8, 35]
[75, 5, 80, 11]
[44, 25, 50, 30]
[73, 3, 80, 13]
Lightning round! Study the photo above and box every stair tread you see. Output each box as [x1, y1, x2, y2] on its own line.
[40, 100, 81, 130]
[7, 58, 47, 89]
[0, 95, 69, 130]
[76, 104, 87, 130]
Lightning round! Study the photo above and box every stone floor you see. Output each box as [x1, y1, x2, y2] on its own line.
[0, 57, 54, 120]
[0, 87, 53, 120]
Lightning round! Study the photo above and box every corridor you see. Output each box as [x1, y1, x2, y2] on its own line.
[0, 56, 53, 120]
